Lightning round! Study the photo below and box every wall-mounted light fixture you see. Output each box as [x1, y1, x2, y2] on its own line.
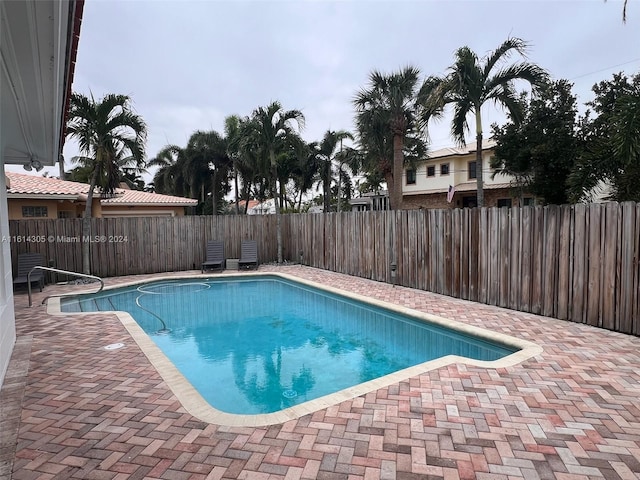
[23, 158, 44, 172]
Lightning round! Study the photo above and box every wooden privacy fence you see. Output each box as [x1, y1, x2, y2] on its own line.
[9, 202, 640, 335]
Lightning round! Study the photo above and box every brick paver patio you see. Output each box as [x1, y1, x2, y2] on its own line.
[2, 266, 639, 479]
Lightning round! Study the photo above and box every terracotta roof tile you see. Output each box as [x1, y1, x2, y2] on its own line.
[5, 171, 88, 196]
[5, 172, 197, 206]
[101, 189, 198, 206]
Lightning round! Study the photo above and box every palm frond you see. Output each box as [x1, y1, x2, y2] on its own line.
[482, 37, 530, 78]
[612, 93, 640, 163]
[485, 63, 549, 100]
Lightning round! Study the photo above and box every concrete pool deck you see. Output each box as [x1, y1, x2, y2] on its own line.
[2, 266, 640, 479]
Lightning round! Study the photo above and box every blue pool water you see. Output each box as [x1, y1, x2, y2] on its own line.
[61, 276, 517, 415]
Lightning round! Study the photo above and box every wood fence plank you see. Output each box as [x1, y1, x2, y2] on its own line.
[571, 205, 587, 323]
[601, 203, 618, 331]
[478, 208, 488, 304]
[498, 207, 510, 308]
[616, 203, 633, 333]
[556, 206, 571, 319]
[586, 204, 602, 327]
[442, 209, 451, 296]
[542, 206, 558, 317]
[634, 205, 640, 335]
[6, 202, 639, 336]
[508, 207, 521, 310]
[520, 207, 532, 312]
[451, 209, 461, 298]
[469, 209, 479, 302]
[530, 207, 544, 315]
[461, 209, 469, 300]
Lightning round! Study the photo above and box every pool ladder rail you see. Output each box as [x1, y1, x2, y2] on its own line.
[27, 266, 104, 307]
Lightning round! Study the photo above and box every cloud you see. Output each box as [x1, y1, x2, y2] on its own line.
[56, 0, 639, 184]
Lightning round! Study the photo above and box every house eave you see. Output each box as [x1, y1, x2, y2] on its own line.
[7, 193, 81, 201]
[1, 0, 82, 167]
[100, 201, 198, 207]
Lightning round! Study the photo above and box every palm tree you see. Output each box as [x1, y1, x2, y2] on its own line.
[276, 132, 309, 211]
[66, 92, 147, 274]
[244, 102, 305, 263]
[354, 66, 423, 210]
[148, 145, 189, 197]
[290, 141, 316, 212]
[419, 37, 548, 207]
[334, 145, 362, 211]
[185, 130, 231, 215]
[315, 130, 353, 212]
[224, 115, 244, 214]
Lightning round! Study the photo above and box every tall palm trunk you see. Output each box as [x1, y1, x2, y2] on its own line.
[323, 163, 331, 212]
[392, 133, 404, 210]
[475, 107, 484, 208]
[82, 170, 99, 274]
[384, 170, 395, 210]
[337, 163, 343, 212]
[234, 163, 240, 215]
[270, 151, 283, 264]
[59, 157, 65, 180]
[243, 182, 251, 214]
[211, 170, 218, 215]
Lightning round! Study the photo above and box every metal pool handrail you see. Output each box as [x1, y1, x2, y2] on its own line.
[27, 266, 104, 307]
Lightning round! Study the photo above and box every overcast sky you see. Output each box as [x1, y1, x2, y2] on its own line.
[19, 0, 640, 180]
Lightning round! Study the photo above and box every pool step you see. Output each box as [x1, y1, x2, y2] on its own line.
[61, 298, 82, 312]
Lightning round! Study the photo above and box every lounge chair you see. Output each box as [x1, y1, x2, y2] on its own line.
[13, 252, 45, 291]
[201, 240, 225, 273]
[238, 240, 258, 270]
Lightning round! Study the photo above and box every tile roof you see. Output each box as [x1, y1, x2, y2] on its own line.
[427, 138, 497, 160]
[101, 189, 198, 206]
[5, 172, 197, 206]
[5, 171, 87, 197]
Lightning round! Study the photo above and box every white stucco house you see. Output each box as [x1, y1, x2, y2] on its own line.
[247, 199, 276, 215]
[0, 0, 82, 385]
[402, 139, 533, 209]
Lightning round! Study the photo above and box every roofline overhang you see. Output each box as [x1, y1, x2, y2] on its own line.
[424, 146, 496, 162]
[7, 193, 81, 201]
[1, 0, 84, 167]
[101, 202, 199, 207]
[58, 0, 84, 159]
[403, 183, 512, 196]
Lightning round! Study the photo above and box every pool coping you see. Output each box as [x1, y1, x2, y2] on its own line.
[47, 272, 543, 427]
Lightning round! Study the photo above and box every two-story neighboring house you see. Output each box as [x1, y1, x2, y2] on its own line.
[402, 139, 535, 209]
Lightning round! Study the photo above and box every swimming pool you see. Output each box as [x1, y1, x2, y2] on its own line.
[55, 273, 541, 426]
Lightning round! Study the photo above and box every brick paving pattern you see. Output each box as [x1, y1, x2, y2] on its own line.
[2, 266, 639, 479]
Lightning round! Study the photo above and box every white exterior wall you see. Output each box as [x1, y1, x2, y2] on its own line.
[0, 145, 17, 385]
[404, 151, 511, 195]
[0, 0, 78, 386]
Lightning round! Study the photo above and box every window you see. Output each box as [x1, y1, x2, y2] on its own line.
[440, 163, 450, 175]
[22, 206, 48, 218]
[497, 198, 512, 208]
[522, 197, 534, 206]
[468, 161, 477, 180]
[406, 168, 416, 185]
[58, 210, 74, 219]
[462, 196, 477, 208]
[427, 166, 436, 177]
